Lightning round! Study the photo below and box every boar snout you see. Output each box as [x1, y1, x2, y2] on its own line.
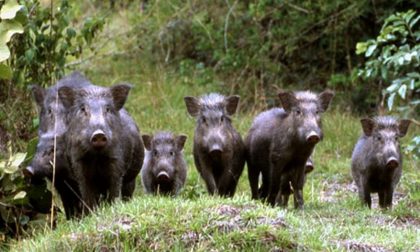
[23, 166, 35, 177]
[306, 131, 320, 144]
[157, 171, 170, 182]
[305, 160, 314, 174]
[209, 143, 223, 157]
[386, 157, 399, 169]
[90, 129, 108, 149]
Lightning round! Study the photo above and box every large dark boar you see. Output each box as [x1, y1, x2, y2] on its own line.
[184, 93, 245, 197]
[246, 107, 316, 201]
[351, 116, 411, 209]
[141, 132, 187, 196]
[58, 84, 141, 211]
[25, 72, 91, 219]
[247, 90, 334, 208]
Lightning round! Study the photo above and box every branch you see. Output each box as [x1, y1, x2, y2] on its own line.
[411, 118, 420, 126]
[224, 0, 237, 53]
[286, 3, 310, 14]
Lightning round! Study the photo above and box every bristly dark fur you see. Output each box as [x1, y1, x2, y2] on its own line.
[185, 92, 245, 197]
[199, 93, 227, 112]
[294, 91, 319, 103]
[152, 131, 176, 146]
[373, 116, 399, 131]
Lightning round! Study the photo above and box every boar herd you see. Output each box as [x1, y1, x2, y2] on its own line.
[24, 72, 412, 219]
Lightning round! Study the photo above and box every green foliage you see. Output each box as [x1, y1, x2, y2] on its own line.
[0, 0, 24, 79]
[357, 9, 419, 115]
[356, 9, 419, 157]
[0, 141, 52, 243]
[123, 0, 419, 108]
[4, 0, 105, 87]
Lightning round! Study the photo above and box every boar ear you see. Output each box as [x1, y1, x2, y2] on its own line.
[398, 119, 411, 137]
[225, 95, 240, 115]
[175, 134, 188, 150]
[278, 91, 297, 112]
[58, 86, 76, 108]
[30, 85, 45, 109]
[318, 90, 334, 112]
[111, 84, 132, 111]
[184, 96, 201, 117]
[360, 118, 376, 137]
[142, 134, 152, 151]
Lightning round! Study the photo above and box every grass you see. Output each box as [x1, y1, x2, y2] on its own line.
[6, 3, 420, 251]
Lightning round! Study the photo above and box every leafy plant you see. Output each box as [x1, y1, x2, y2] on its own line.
[0, 141, 52, 243]
[356, 9, 419, 157]
[3, 0, 105, 87]
[356, 9, 419, 114]
[0, 0, 23, 80]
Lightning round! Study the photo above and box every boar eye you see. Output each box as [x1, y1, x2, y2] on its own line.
[295, 109, 301, 115]
[47, 108, 52, 115]
[170, 151, 174, 156]
[220, 116, 224, 123]
[376, 136, 382, 141]
[80, 106, 86, 113]
[316, 110, 320, 115]
[105, 106, 111, 113]
[153, 150, 158, 156]
[202, 117, 206, 123]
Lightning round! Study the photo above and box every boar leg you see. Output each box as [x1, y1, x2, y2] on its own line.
[267, 158, 286, 206]
[291, 167, 305, 209]
[248, 163, 260, 200]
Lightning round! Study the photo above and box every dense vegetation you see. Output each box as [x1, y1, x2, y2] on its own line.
[0, 0, 419, 250]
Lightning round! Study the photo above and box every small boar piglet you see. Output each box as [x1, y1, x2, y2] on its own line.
[141, 132, 187, 196]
